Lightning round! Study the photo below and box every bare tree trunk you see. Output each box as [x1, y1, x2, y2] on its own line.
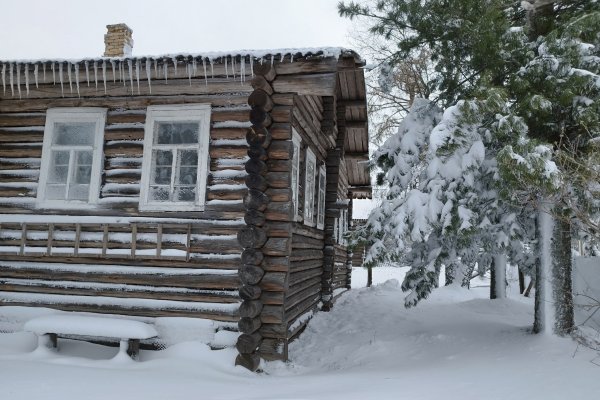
[367, 266, 373, 288]
[518, 268, 526, 294]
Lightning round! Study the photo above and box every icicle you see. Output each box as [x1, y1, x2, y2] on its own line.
[172, 57, 178, 77]
[250, 58, 254, 78]
[58, 62, 64, 97]
[135, 59, 140, 94]
[154, 59, 158, 79]
[225, 56, 228, 79]
[210, 59, 214, 78]
[119, 61, 124, 85]
[128, 59, 134, 95]
[146, 59, 152, 94]
[84, 61, 90, 86]
[9, 63, 14, 97]
[111, 60, 116, 83]
[291, 54, 294, 63]
[2, 63, 6, 95]
[67, 62, 73, 94]
[192, 58, 197, 78]
[74, 63, 80, 97]
[270, 55, 274, 66]
[187, 62, 192, 86]
[24, 63, 30, 96]
[51, 63, 55, 85]
[93, 61, 98, 90]
[240, 59, 245, 84]
[102, 60, 107, 94]
[260, 57, 264, 65]
[202, 58, 207, 85]
[163, 59, 168, 83]
[232, 56, 236, 80]
[42, 62, 46, 83]
[280, 53, 284, 62]
[34, 64, 39, 89]
[16, 63, 22, 99]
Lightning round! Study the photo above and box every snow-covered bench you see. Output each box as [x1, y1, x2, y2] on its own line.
[23, 315, 158, 359]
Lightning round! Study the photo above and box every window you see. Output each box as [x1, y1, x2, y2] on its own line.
[304, 147, 317, 226]
[316, 164, 326, 230]
[139, 104, 211, 211]
[37, 108, 106, 209]
[291, 129, 302, 220]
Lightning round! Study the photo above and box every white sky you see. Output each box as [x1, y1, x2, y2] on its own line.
[0, 0, 354, 60]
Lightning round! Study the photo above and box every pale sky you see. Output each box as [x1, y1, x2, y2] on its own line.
[0, 0, 354, 60]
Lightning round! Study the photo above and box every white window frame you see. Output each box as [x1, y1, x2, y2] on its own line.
[36, 108, 106, 209]
[303, 147, 317, 227]
[291, 128, 302, 221]
[316, 164, 326, 230]
[139, 104, 211, 212]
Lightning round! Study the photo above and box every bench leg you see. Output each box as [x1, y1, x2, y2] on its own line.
[127, 339, 140, 359]
[37, 333, 58, 350]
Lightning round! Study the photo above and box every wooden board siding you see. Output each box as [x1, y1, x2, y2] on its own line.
[0, 71, 254, 322]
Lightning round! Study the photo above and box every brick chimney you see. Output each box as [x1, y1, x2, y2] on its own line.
[103, 24, 133, 57]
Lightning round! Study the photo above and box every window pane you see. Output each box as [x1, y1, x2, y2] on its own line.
[154, 150, 173, 166]
[155, 122, 199, 144]
[52, 150, 70, 166]
[46, 184, 66, 200]
[149, 186, 170, 201]
[68, 184, 89, 200]
[175, 186, 195, 201]
[180, 150, 198, 166]
[74, 166, 92, 184]
[53, 122, 95, 145]
[178, 167, 197, 185]
[152, 167, 172, 185]
[77, 151, 93, 165]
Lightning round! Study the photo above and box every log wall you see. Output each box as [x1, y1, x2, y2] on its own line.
[0, 59, 257, 324]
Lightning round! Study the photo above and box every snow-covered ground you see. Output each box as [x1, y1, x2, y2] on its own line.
[1, 267, 599, 400]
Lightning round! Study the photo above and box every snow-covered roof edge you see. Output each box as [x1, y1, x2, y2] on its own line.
[0, 47, 362, 65]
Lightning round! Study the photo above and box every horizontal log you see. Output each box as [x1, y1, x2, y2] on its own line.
[272, 73, 336, 96]
[265, 201, 293, 221]
[241, 248, 263, 266]
[267, 140, 293, 160]
[0, 94, 249, 113]
[263, 237, 290, 256]
[260, 290, 285, 305]
[248, 89, 273, 112]
[252, 63, 276, 81]
[247, 146, 267, 161]
[243, 189, 269, 212]
[264, 188, 291, 203]
[239, 285, 262, 301]
[236, 332, 263, 354]
[244, 209, 266, 227]
[238, 316, 261, 334]
[262, 256, 290, 272]
[0, 301, 238, 322]
[237, 226, 267, 249]
[258, 337, 287, 361]
[245, 159, 267, 176]
[235, 352, 260, 371]
[245, 174, 267, 192]
[259, 272, 288, 292]
[239, 300, 263, 319]
[238, 265, 265, 285]
[261, 304, 285, 324]
[250, 76, 273, 95]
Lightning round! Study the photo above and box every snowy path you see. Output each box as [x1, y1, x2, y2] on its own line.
[1, 268, 599, 400]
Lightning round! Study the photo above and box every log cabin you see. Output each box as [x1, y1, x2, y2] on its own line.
[0, 24, 371, 370]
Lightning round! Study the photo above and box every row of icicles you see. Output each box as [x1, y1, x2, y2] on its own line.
[0, 53, 296, 99]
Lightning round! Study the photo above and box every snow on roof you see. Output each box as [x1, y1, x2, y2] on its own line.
[0, 47, 360, 65]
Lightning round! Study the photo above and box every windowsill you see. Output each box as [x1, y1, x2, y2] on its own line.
[35, 201, 100, 210]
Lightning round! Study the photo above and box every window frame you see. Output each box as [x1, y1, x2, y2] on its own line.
[291, 128, 302, 221]
[316, 164, 326, 230]
[303, 147, 317, 227]
[36, 108, 106, 209]
[139, 104, 211, 212]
